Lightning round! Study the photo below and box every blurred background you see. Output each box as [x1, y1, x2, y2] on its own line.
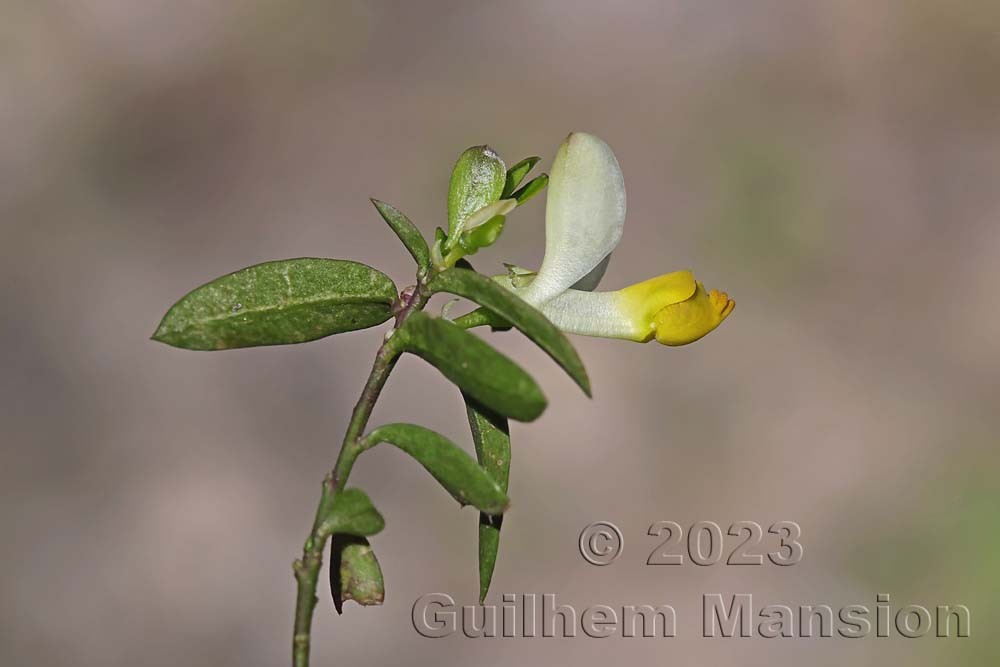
[2, 1, 998, 665]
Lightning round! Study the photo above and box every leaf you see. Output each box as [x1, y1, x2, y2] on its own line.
[464, 396, 510, 603]
[316, 488, 385, 538]
[330, 535, 384, 614]
[371, 199, 431, 274]
[511, 173, 548, 205]
[427, 268, 591, 396]
[393, 312, 547, 422]
[447, 145, 506, 239]
[365, 423, 509, 514]
[153, 258, 397, 350]
[501, 156, 541, 199]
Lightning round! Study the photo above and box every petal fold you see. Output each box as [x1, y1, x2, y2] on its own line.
[518, 132, 626, 305]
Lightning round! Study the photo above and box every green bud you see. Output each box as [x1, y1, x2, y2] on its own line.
[447, 146, 506, 240]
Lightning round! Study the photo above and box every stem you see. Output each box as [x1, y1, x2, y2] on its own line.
[292, 285, 428, 667]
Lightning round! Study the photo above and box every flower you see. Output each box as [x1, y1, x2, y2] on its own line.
[502, 132, 734, 346]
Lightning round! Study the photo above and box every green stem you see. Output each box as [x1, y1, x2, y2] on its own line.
[452, 307, 509, 331]
[292, 285, 428, 667]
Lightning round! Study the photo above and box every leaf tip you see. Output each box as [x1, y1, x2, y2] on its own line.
[149, 326, 177, 348]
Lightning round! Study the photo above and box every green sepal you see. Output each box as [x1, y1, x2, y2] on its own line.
[329, 535, 384, 614]
[370, 199, 430, 275]
[365, 423, 509, 514]
[511, 173, 548, 205]
[452, 308, 513, 332]
[393, 312, 547, 422]
[458, 215, 505, 254]
[447, 145, 506, 239]
[316, 488, 385, 539]
[428, 268, 591, 396]
[464, 396, 510, 603]
[153, 258, 397, 350]
[501, 156, 541, 199]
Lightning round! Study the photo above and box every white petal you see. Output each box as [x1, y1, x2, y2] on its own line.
[460, 198, 517, 234]
[534, 288, 641, 340]
[570, 253, 612, 292]
[518, 133, 625, 305]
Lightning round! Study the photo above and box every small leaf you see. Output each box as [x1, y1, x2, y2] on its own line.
[316, 488, 385, 539]
[330, 535, 384, 614]
[365, 423, 509, 514]
[371, 199, 430, 274]
[428, 268, 591, 396]
[511, 173, 548, 205]
[393, 312, 547, 422]
[501, 156, 541, 199]
[153, 258, 397, 350]
[465, 396, 510, 603]
[448, 145, 506, 239]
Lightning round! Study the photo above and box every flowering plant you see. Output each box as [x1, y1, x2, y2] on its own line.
[153, 132, 733, 666]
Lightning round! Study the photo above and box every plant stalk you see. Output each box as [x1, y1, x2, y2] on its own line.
[292, 285, 428, 667]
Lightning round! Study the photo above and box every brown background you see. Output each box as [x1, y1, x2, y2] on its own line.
[2, 2, 997, 665]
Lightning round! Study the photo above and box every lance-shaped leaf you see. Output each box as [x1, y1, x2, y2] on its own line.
[370, 199, 430, 274]
[464, 395, 511, 603]
[364, 423, 509, 514]
[511, 173, 548, 204]
[428, 268, 591, 396]
[393, 312, 547, 422]
[501, 156, 541, 199]
[330, 535, 384, 614]
[153, 258, 397, 350]
[316, 488, 385, 539]
[447, 145, 506, 240]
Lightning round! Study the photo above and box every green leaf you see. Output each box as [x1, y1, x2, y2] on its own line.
[501, 156, 541, 199]
[464, 396, 510, 603]
[393, 312, 547, 422]
[448, 145, 506, 239]
[153, 258, 397, 350]
[316, 488, 385, 538]
[371, 199, 430, 274]
[329, 535, 384, 614]
[365, 423, 509, 514]
[511, 173, 548, 205]
[427, 268, 591, 396]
